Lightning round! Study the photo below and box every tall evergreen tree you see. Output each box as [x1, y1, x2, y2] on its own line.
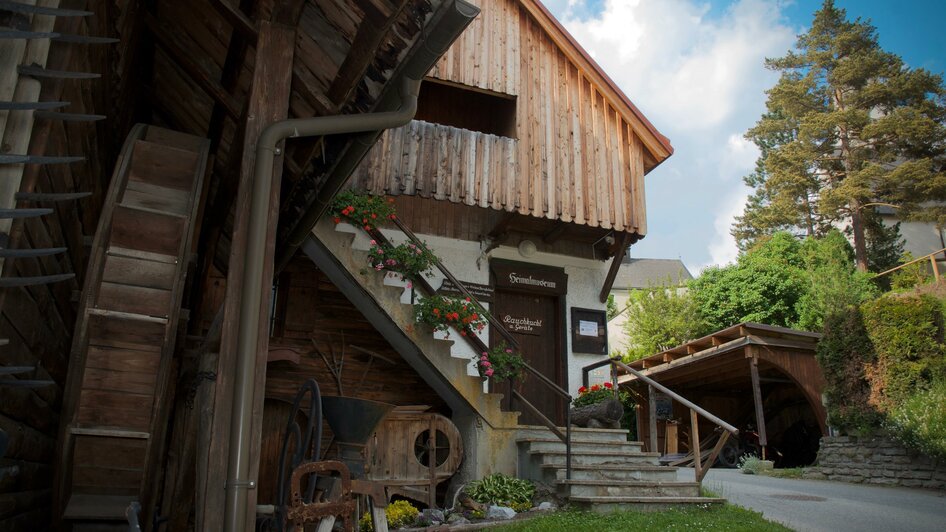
[734, 0, 946, 269]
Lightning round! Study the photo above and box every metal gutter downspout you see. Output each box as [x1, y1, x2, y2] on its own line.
[223, 2, 478, 528]
[222, 77, 420, 532]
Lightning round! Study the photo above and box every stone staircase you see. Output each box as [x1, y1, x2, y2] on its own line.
[306, 218, 519, 430]
[518, 426, 725, 512]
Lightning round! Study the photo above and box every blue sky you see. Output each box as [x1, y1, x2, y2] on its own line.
[542, 0, 946, 273]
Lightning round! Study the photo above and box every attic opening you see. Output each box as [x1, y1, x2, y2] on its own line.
[415, 79, 517, 138]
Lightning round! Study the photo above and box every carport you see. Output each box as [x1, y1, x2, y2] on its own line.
[618, 323, 827, 467]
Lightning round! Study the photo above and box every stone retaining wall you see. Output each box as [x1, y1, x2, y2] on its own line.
[804, 435, 946, 490]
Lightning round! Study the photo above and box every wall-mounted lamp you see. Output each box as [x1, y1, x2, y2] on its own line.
[518, 239, 537, 258]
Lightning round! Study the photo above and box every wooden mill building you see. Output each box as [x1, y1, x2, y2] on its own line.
[0, 0, 688, 530]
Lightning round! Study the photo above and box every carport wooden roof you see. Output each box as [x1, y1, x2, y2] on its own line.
[621, 322, 821, 375]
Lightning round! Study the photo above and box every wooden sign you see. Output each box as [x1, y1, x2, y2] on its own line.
[500, 313, 546, 335]
[436, 279, 494, 303]
[491, 259, 567, 295]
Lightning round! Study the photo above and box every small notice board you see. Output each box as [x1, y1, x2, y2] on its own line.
[570, 307, 607, 354]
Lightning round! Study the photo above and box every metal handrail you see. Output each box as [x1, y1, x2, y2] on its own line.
[587, 356, 738, 484]
[366, 216, 573, 478]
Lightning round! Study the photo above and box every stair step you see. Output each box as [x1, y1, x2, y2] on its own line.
[531, 449, 661, 466]
[518, 437, 642, 453]
[87, 307, 168, 325]
[558, 479, 701, 498]
[569, 495, 725, 513]
[544, 463, 680, 482]
[517, 425, 631, 443]
[63, 493, 137, 520]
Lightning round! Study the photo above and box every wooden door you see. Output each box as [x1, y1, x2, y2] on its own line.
[491, 290, 563, 425]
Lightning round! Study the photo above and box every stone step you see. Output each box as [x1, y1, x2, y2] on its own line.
[518, 437, 643, 454]
[569, 496, 726, 513]
[544, 463, 681, 483]
[558, 479, 701, 498]
[532, 449, 661, 467]
[517, 425, 631, 443]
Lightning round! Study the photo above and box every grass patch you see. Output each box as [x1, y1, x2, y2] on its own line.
[489, 505, 791, 532]
[764, 468, 805, 479]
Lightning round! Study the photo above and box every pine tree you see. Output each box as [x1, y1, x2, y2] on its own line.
[734, 0, 946, 269]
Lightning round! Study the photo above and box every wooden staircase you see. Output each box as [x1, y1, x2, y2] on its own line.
[57, 124, 209, 525]
[518, 426, 724, 512]
[306, 218, 519, 429]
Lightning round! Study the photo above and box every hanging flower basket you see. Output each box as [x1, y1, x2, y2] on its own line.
[366, 239, 437, 283]
[331, 190, 396, 231]
[413, 295, 487, 337]
[474, 342, 525, 383]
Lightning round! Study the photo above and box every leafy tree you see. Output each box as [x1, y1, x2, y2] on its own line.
[795, 229, 878, 330]
[735, 0, 946, 270]
[690, 231, 874, 333]
[621, 282, 704, 361]
[690, 233, 807, 332]
[863, 212, 904, 275]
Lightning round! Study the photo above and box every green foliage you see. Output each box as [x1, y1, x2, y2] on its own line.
[366, 239, 437, 281]
[622, 282, 705, 360]
[332, 190, 396, 231]
[606, 294, 619, 320]
[573, 382, 618, 407]
[817, 307, 883, 433]
[733, 0, 946, 266]
[359, 500, 419, 531]
[466, 474, 534, 508]
[861, 295, 946, 410]
[690, 231, 876, 334]
[413, 295, 487, 337]
[690, 233, 807, 332]
[863, 213, 905, 277]
[818, 292, 946, 445]
[489, 507, 792, 532]
[738, 454, 763, 475]
[474, 342, 525, 383]
[887, 380, 946, 460]
[890, 252, 933, 291]
[794, 230, 878, 330]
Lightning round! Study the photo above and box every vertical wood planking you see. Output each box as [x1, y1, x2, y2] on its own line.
[349, 0, 664, 234]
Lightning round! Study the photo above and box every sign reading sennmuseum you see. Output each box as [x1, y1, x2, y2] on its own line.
[491, 259, 567, 295]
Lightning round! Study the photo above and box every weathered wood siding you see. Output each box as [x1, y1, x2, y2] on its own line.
[352, 0, 659, 234]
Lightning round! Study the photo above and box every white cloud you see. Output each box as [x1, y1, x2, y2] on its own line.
[554, 0, 796, 270]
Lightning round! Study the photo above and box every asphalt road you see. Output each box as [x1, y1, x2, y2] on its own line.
[682, 468, 946, 532]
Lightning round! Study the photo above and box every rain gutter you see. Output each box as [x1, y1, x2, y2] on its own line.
[222, 1, 479, 530]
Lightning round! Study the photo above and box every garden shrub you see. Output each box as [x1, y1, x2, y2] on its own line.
[817, 308, 882, 434]
[466, 473, 534, 509]
[861, 294, 946, 411]
[887, 380, 946, 460]
[359, 499, 419, 531]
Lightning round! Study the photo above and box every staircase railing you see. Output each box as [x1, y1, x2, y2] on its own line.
[586, 356, 737, 484]
[362, 216, 572, 480]
[874, 246, 946, 282]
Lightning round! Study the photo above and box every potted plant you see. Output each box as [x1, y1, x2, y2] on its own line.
[414, 295, 487, 338]
[474, 342, 525, 383]
[331, 190, 396, 231]
[366, 239, 437, 284]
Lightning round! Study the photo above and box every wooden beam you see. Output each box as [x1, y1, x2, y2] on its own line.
[143, 13, 241, 120]
[648, 385, 657, 453]
[198, 19, 296, 531]
[599, 232, 631, 303]
[326, 0, 410, 106]
[690, 409, 701, 481]
[210, 0, 259, 41]
[748, 349, 768, 455]
[542, 222, 568, 244]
